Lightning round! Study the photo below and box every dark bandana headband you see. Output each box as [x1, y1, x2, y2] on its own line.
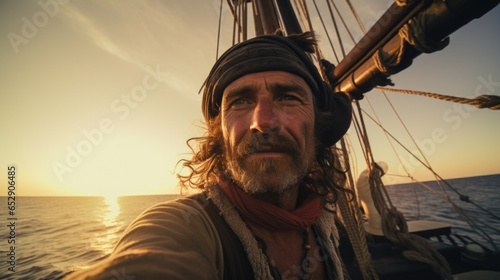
[201, 32, 352, 146]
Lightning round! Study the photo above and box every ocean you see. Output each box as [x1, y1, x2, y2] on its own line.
[1, 174, 499, 279]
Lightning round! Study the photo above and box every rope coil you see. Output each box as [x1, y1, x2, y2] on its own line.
[368, 164, 454, 280]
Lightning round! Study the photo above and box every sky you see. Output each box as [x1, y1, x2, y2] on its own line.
[0, 0, 499, 197]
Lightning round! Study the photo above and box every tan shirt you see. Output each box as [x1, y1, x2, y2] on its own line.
[65, 199, 225, 280]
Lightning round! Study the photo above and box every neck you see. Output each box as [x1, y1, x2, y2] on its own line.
[218, 175, 323, 231]
[254, 186, 299, 211]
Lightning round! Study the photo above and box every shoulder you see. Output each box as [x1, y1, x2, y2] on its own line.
[129, 195, 212, 228]
[115, 194, 220, 252]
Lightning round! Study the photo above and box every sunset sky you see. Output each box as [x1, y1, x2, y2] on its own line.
[1, 1, 499, 197]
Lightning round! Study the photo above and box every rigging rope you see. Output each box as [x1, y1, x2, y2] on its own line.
[364, 95, 413, 179]
[359, 107, 500, 251]
[325, 0, 346, 58]
[352, 93, 454, 279]
[215, 0, 224, 59]
[375, 87, 500, 110]
[337, 141, 380, 280]
[413, 175, 500, 252]
[330, 0, 357, 45]
[367, 164, 454, 280]
[329, 0, 494, 275]
[377, 89, 450, 197]
[344, 0, 366, 33]
[312, 0, 340, 63]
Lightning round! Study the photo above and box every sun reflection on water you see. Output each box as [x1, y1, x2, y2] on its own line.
[103, 195, 121, 227]
[91, 195, 124, 255]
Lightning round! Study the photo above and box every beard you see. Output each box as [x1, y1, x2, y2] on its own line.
[224, 132, 315, 195]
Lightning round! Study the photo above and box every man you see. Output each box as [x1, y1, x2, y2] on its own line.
[65, 31, 353, 280]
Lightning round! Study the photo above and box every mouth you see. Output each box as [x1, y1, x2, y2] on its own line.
[248, 145, 287, 155]
[238, 135, 298, 159]
[247, 146, 291, 159]
[251, 151, 287, 157]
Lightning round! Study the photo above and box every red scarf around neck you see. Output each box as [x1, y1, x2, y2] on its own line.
[218, 177, 323, 231]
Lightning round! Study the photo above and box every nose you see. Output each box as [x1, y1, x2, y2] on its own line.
[250, 97, 281, 134]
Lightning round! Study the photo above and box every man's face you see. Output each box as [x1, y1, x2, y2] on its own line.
[220, 71, 316, 195]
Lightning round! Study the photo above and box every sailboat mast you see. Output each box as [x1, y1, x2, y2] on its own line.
[252, 0, 303, 35]
[275, 0, 303, 34]
[231, 0, 499, 99]
[252, 0, 280, 35]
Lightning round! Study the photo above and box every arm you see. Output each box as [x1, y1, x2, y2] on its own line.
[65, 198, 224, 280]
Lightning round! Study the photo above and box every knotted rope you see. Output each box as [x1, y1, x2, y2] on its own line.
[368, 164, 454, 280]
[375, 87, 500, 110]
[373, 10, 449, 75]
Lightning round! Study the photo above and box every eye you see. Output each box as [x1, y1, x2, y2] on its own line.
[228, 98, 252, 109]
[278, 94, 302, 104]
[281, 95, 299, 101]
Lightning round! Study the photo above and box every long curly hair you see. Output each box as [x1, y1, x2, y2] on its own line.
[177, 106, 352, 204]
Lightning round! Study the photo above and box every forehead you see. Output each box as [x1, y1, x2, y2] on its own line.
[222, 71, 313, 97]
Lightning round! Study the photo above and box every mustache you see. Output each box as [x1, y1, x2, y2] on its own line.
[236, 133, 299, 158]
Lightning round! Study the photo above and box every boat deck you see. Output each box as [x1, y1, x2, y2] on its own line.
[363, 220, 451, 239]
[343, 220, 499, 279]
